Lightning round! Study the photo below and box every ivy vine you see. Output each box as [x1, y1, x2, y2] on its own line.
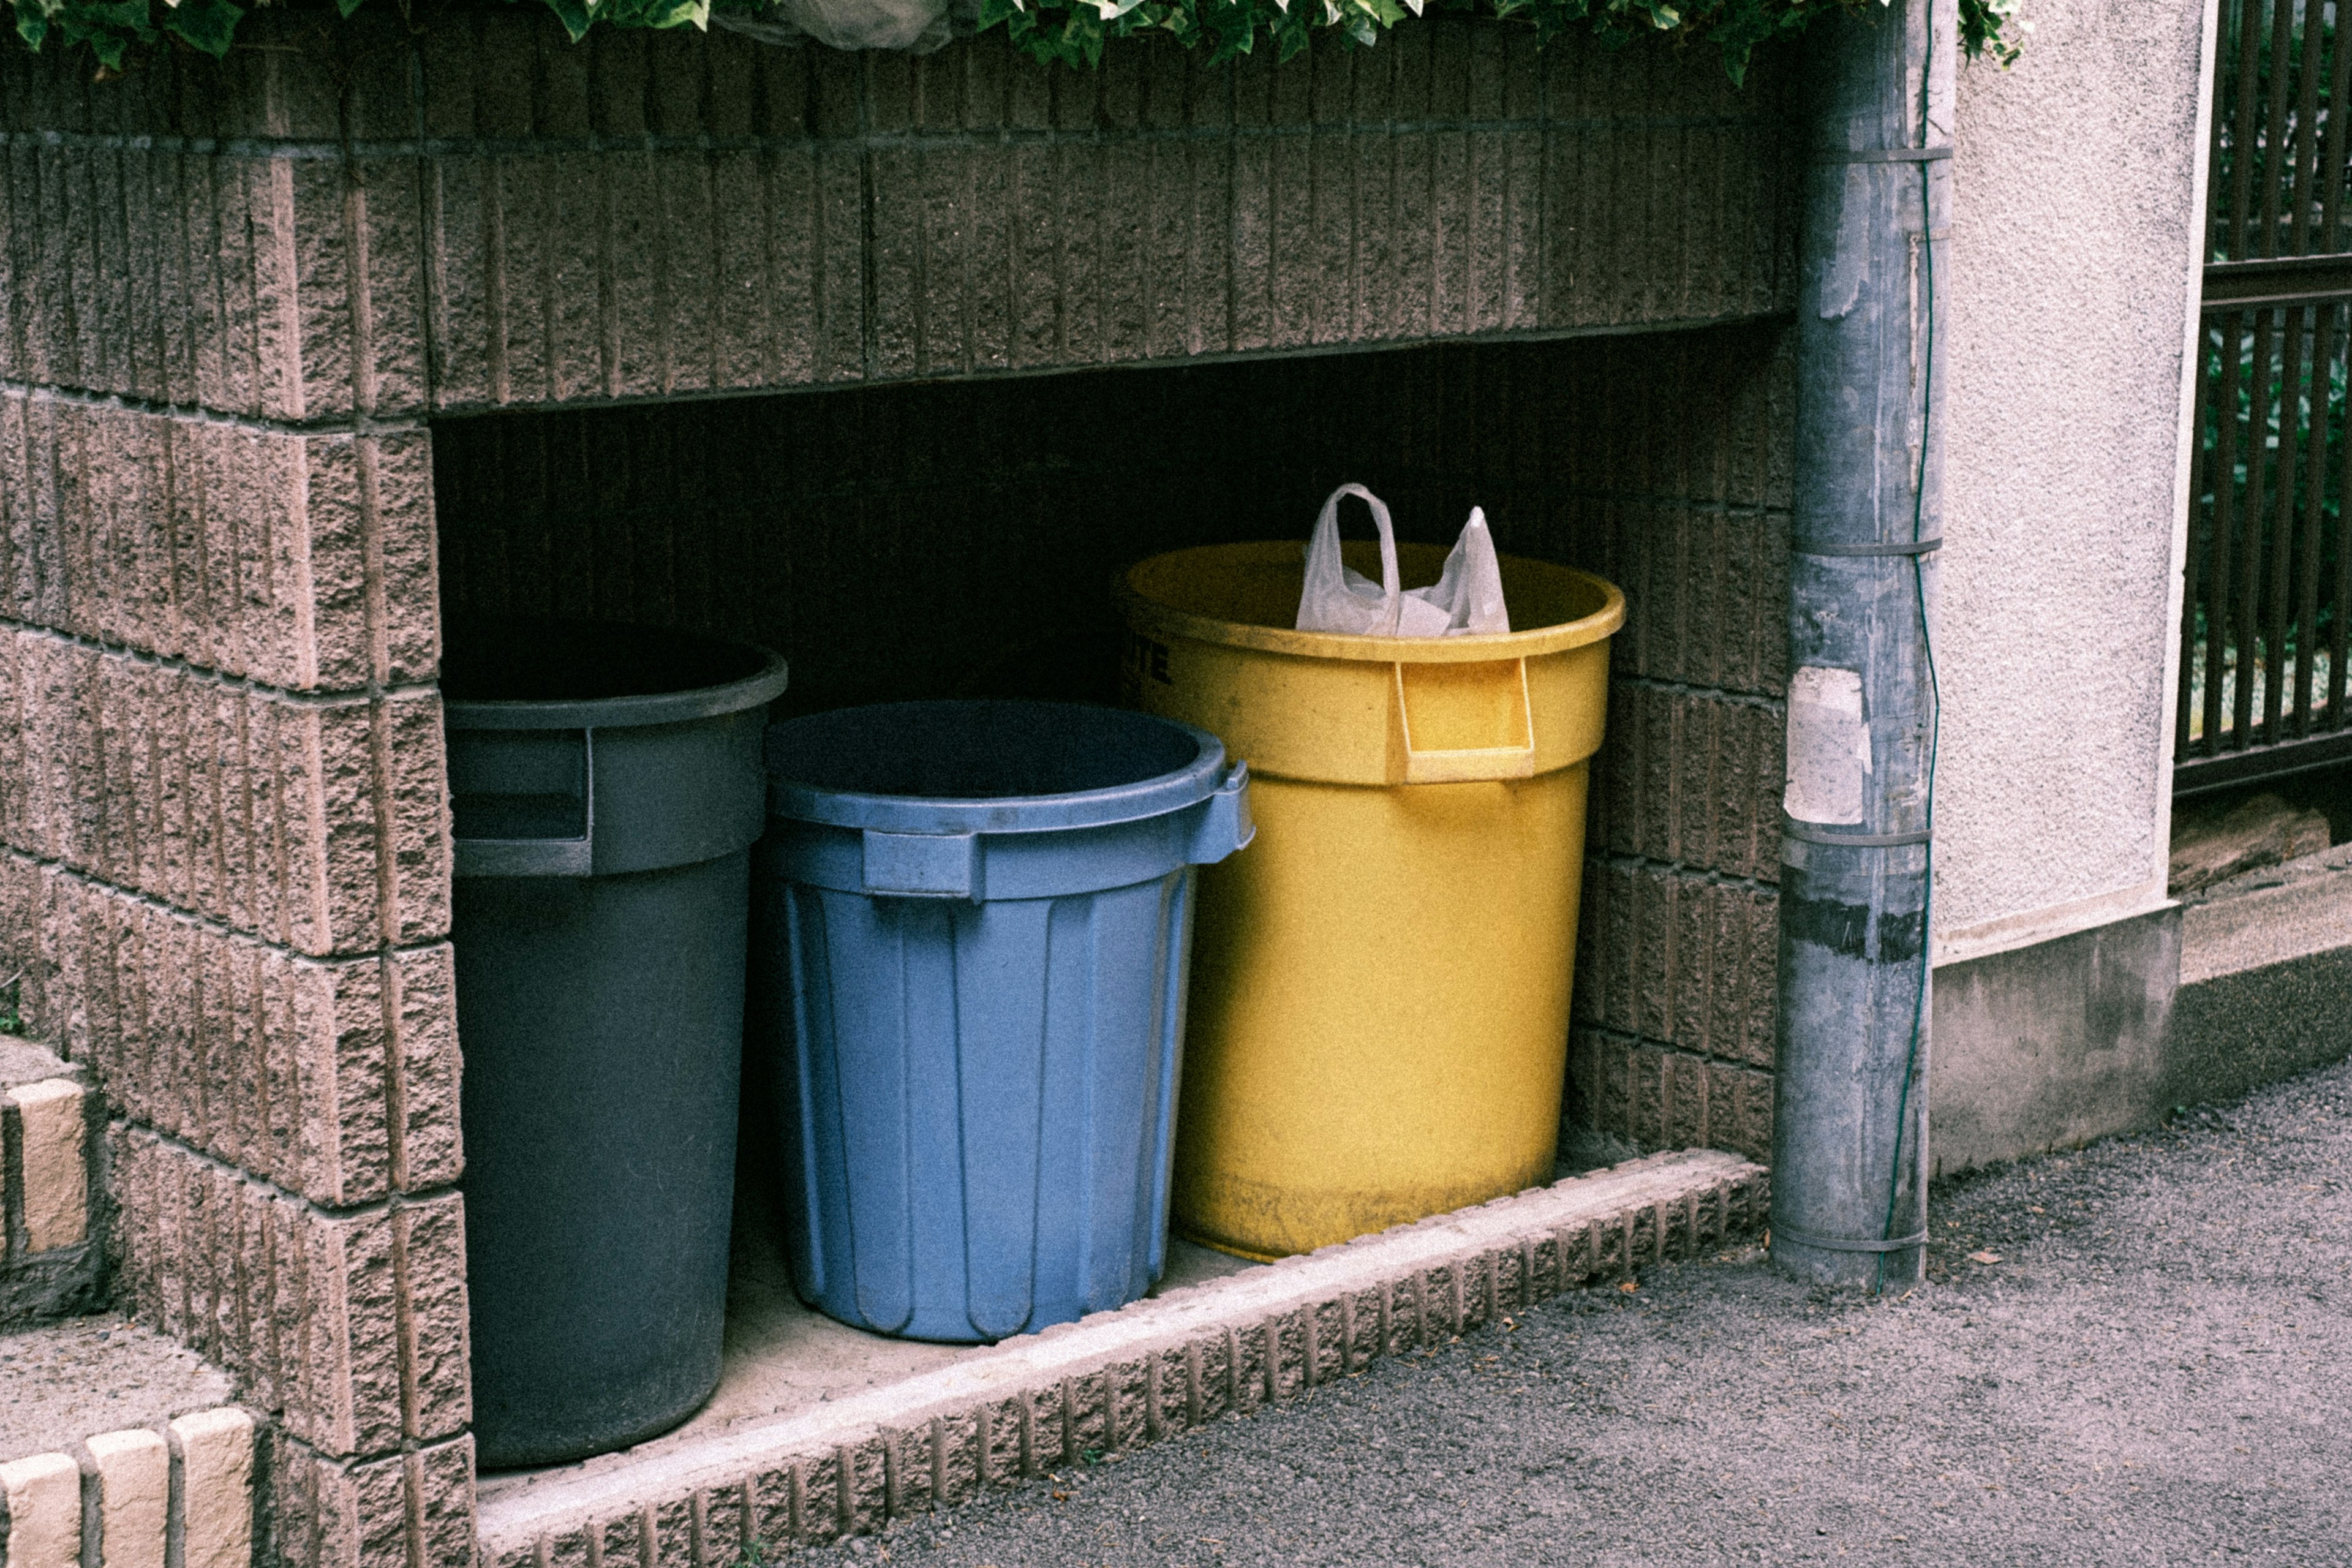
[6, 0, 2019, 99]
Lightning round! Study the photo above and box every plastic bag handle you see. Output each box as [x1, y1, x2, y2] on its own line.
[1392, 660, 1538, 783]
[1306, 484, 1404, 636]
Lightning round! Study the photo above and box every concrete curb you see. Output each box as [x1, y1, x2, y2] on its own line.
[478, 1148, 1766, 1563]
[0, 1408, 254, 1568]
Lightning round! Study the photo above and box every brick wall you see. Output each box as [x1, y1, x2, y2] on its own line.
[1542, 333, 1788, 1163]
[0, 13, 472, 1564]
[0, 10, 1795, 1566]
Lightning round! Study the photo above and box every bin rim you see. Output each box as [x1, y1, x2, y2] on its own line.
[1115, 541, 1625, 664]
[444, 641, 791, 732]
[765, 700, 1232, 837]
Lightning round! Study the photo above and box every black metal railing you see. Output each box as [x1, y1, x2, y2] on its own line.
[2178, 0, 2352, 794]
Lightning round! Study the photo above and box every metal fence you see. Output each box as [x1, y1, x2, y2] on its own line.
[2179, 0, 2352, 795]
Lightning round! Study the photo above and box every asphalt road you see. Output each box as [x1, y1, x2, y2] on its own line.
[796, 1059, 2352, 1566]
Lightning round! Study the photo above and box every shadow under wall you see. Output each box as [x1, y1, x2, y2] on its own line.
[430, 325, 1777, 710]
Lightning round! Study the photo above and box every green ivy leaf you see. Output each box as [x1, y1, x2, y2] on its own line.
[543, 0, 594, 40]
[336, 0, 366, 16]
[83, 23, 125, 66]
[78, 0, 148, 29]
[13, 3, 50, 47]
[163, 0, 243, 55]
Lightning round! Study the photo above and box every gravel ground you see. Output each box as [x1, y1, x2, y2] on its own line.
[794, 1060, 2352, 1567]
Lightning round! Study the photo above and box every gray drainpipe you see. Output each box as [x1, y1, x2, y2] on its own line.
[1768, 0, 1953, 1292]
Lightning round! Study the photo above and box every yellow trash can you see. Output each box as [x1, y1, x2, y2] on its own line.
[1118, 540, 1624, 1260]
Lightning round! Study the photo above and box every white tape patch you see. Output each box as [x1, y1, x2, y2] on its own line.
[1784, 666, 1872, 826]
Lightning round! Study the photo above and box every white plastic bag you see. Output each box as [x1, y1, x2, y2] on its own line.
[1294, 483, 1510, 637]
[713, 0, 956, 53]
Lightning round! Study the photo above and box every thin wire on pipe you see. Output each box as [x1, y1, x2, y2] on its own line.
[1876, 13, 1945, 1294]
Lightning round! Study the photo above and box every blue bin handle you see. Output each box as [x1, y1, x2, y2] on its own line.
[861, 828, 984, 900]
[1185, 762, 1254, 865]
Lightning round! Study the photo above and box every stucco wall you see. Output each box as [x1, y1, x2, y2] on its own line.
[1933, 0, 2215, 960]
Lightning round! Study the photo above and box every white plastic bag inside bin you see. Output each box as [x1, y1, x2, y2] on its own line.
[713, 0, 956, 52]
[1295, 483, 1510, 637]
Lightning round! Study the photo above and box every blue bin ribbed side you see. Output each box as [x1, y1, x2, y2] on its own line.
[753, 702, 1250, 1343]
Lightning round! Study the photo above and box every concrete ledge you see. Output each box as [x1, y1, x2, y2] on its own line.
[2179, 842, 2352, 984]
[476, 1149, 1765, 1563]
[0, 1316, 236, 1466]
[2166, 843, 2352, 1110]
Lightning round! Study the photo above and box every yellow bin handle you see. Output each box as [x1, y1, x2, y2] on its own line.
[1392, 659, 1538, 784]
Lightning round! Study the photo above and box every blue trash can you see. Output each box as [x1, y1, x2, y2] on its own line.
[753, 701, 1252, 1343]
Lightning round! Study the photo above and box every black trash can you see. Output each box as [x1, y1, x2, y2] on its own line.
[445, 619, 790, 1469]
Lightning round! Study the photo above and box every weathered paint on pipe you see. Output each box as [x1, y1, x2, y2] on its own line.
[1770, 0, 1953, 1291]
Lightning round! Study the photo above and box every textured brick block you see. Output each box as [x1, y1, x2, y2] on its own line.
[170, 1408, 255, 1568]
[353, 161, 431, 419]
[86, 1427, 171, 1568]
[394, 1195, 471, 1442]
[1025, 1381, 1068, 1471]
[28, 873, 461, 1207]
[298, 1205, 404, 1459]
[530, 1516, 586, 1568]
[1063, 1370, 1110, 1458]
[1710, 1059, 1776, 1161]
[417, 1439, 479, 1568]
[1567, 1028, 1632, 1140]
[110, 1130, 425, 1461]
[12, 1076, 87, 1249]
[380, 692, 453, 947]
[651, 1496, 693, 1568]
[309, 701, 388, 955]
[0, 650, 33, 879]
[267, 1434, 468, 1568]
[1665, 1049, 1712, 1149]
[300, 436, 377, 691]
[0, 1450, 80, 1568]
[0, 398, 437, 696]
[0, 635, 447, 956]
[372, 430, 443, 685]
[976, 1397, 1020, 1485]
[839, 1441, 885, 1536]
[389, 944, 462, 1191]
[594, 1511, 641, 1568]
[792, 1453, 839, 1546]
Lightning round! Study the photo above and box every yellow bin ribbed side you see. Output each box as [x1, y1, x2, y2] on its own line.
[1118, 540, 1624, 1261]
